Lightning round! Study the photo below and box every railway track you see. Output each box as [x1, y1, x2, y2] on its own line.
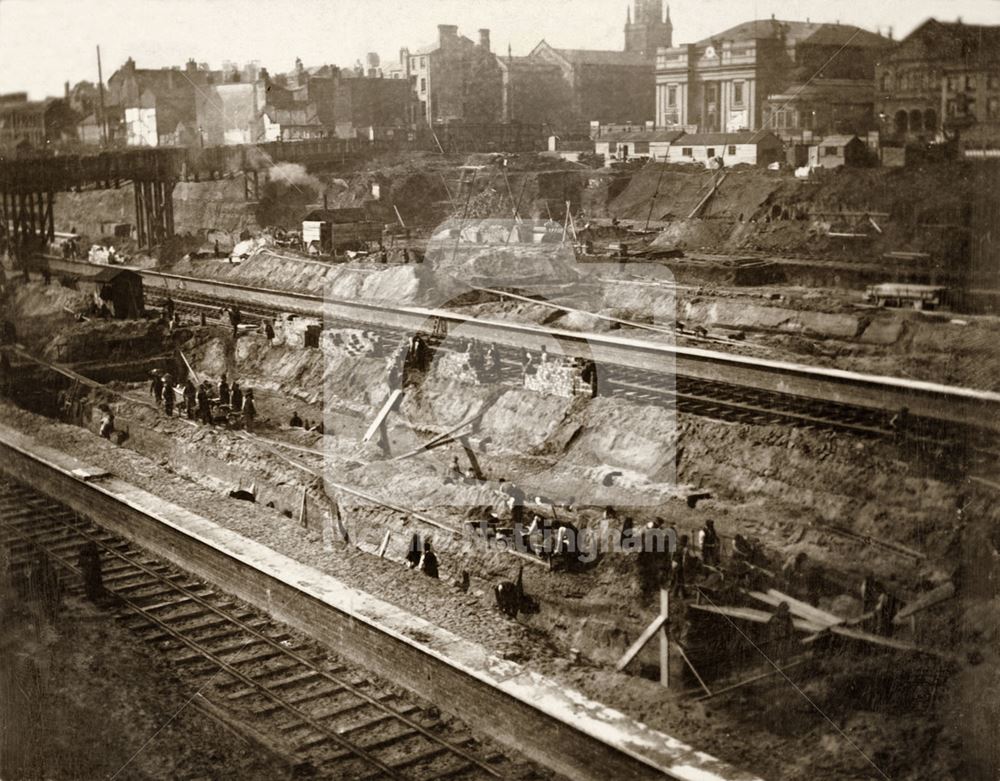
[41, 257, 1000, 439]
[0, 478, 542, 781]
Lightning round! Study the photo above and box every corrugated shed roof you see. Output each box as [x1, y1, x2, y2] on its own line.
[597, 129, 684, 143]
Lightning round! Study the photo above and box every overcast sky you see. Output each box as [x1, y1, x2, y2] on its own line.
[1, 0, 996, 99]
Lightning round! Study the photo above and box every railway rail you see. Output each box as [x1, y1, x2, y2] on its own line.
[43, 257, 1000, 438]
[0, 478, 536, 780]
[0, 422, 760, 781]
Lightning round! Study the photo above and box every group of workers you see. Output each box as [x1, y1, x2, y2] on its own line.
[405, 533, 439, 578]
[288, 411, 324, 434]
[149, 370, 256, 430]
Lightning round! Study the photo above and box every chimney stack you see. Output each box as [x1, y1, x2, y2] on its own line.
[479, 28, 491, 51]
[438, 24, 459, 46]
[64, 81, 70, 99]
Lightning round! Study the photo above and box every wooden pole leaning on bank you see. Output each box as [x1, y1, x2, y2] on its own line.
[616, 589, 712, 695]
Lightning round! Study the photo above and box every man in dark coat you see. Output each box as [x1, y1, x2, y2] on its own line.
[197, 382, 211, 424]
[219, 374, 230, 407]
[230, 381, 243, 414]
[183, 380, 197, 420]
[150, 371, 163, 406]
[419, 540, 439, 579]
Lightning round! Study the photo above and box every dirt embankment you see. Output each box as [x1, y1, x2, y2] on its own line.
[601, 162, 996, 280]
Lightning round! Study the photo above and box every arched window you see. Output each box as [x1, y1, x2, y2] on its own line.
[909, 109, 923, 132]
[923, 109, 937, 132]
[894, 110, 909, 135]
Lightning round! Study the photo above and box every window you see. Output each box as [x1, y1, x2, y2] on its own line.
[989, 97, 1000, 120]
[946, 75, 957, 92]
[989, 74, 999, 90]
[667, 85, 677, 107]
[420, 77, 426, 93]
[733, 81, 744, 106]
[727, 145, 736, 155]
[420, 56, 426, 68]
[706, 147, 716, 157]
[825, 146, 839, 156]
[966, 74, 976, 90]
[681, 147, 692, 157]
[880, 73, 892, 91]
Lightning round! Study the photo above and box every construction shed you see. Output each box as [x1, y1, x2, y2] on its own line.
[302, 207, 383, 254]
[809, 135, 868, 169]
[668, 131, 784, 168]
[79, 267, 145, 319]
[594, 129, 684, 165]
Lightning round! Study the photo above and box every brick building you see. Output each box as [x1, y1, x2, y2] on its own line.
[398, 25, 504, 125]
[655, 19, 889, 136]
[875, 19, 1000, 150]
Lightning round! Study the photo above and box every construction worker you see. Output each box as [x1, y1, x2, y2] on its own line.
[418, 540, 439, 579]
[162, 374, 175, 416]
[699, 519, 721, 567]
[150, 370, 163, 406]
[242, 389, 256, 432]
[229, 306, 242, 338]
[405, 533, 422, 569]
[183, 379, 197, 420]
[99, 409, 115, 440]
[496, 479, 526, 526]
[197, 382, 211, 425]
[230, 381, 243, 414]
[669, 534, 689, 598]
[494, 565, 524, 619]
[289, 411, 304, 428]
[219, 374, 230, 407]
[767, 601, 797, 658]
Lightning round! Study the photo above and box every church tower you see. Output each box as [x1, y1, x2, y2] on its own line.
[624, 1, 673, 56]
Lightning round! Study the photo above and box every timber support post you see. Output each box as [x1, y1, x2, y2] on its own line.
[133, 178, 176, 249]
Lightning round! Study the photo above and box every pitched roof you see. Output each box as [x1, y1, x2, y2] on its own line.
[891, 18, 1000, 64]
[671, 131, 780, 146]
[815, 135, 862, 146]
[551, 48, 650, 67]
[699, 19, 886, 49]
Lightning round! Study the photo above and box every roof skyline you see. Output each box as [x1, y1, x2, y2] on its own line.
[1, 0, 996, 100]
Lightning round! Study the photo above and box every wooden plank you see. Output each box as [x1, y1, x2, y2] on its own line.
[659, 589, 669, 688]
[616, 613, 668, 672]
[893, 581, 955, 624]
[362, 388, 402, 443]
[689, 603, 826, 633]
[392, 410, 484, 461]
[694, 657, 812, 702]
[828, 625, 960, 661]
[763, 589, 844, 627]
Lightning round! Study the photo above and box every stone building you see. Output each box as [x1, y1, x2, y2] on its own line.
[655, 19, 889, 136]
[875, 19, 1000, 150]
[624, 0, 674, 56]
[0, 94, 76, 152]
[508, 2, 669, 130]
